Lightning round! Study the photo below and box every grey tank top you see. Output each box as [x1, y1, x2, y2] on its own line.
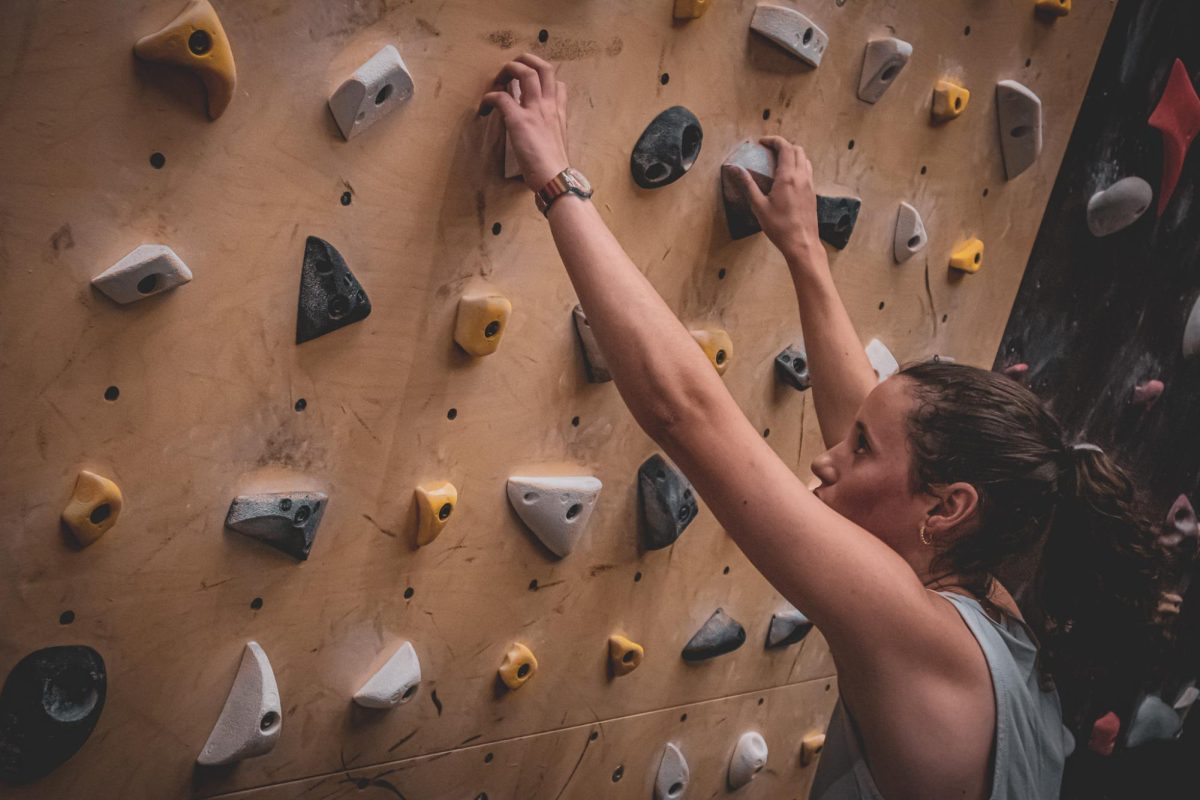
[809, 591, 1068, 800]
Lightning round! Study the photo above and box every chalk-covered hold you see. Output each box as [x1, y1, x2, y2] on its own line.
[866, 338, 899, 383]
[133, 0, 237, 119]
[608, 634, 645, 677]
[329, 45, 414, 141]
[296, 236, 371, 344]
[690, 328, 733, 375]
[498, 642, 538, 690]
[750, 4, 829, 68]
[1125, 694, 1182, 748]
[1087, 177, 1153, 237]
[996, 80, 1044, 179]
[949, 237, 985, 274]
[507, 475, 602, 558]
[638, 454, 699, 550]
[816, 195, 861, 250]
[225, 491, 328, 561]
[775, 345, 811, 391]
[198, 642, 281, 766]
[931, 79, 970, 122]
[721, 140, 776, 239]
[572, 305, 612, 382]
[728, 731, 769, 789]
[654, 742, 691, 800]
[354, 641, 421, 708]
[766, 607, 813, 648]
[631, 106, 704, 189]
[894, 202, 929, 263]
[92, 244, 193, 304]
[858, 37, 912, 103]
[682, 608, 746, 662]
[61, 470, 124, 547]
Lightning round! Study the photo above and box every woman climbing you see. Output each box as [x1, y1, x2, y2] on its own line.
[480, 54, 1162, 800]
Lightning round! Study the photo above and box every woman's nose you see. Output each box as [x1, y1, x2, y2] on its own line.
[810, 449, 837, 484]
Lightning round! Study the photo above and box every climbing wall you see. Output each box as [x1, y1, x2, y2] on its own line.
[0, 0, 1113, 797]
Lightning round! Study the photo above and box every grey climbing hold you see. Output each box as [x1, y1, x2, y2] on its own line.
[750, 4, 829, 68]
[198, 642, 281, 765]
[1184, 295, 1200, 359]
[572, 305, 612, 383]
[1125, 694, 1181, 748]
[721, 140, 776, 240]
[766, 607, 813, 648]
[857, 37, 912, 104]
[996, 80, 1044, 180]
[638, 454, 698, 550]
[0, 646, 106, 784]
[682, 608, 746, 662]
[225, 492, 328, 560]
[654, 742, 690, 800]
[1087, 177, 1153, 237]
[631, 106, 703, 189]
[775, 346, 811, 391]
[893, 201, 929, 263]
[296, 236, 371, 344]
[506, 475, 602, 558]
[328, 45, 415, 141]
[91, 244, 193, 304]
[816, 195, 861, 250]
[728, 731, 768, 789]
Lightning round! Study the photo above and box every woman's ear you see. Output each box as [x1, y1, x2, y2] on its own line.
[924, 482, 980, 535]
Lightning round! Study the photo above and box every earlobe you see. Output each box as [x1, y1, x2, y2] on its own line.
[924, 482, 980, 533]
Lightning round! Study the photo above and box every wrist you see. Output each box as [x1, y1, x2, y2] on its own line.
[784, 241, 827, 273]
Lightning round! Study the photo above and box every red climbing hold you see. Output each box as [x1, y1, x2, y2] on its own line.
[1148, 59, 1200, 215]
[1002, 363, 1029, 378]
[1130, 379, 1164, 409]
[1088, 711, 1120, 756]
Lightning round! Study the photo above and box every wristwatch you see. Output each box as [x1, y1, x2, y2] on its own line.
[535, 167, 593, 217]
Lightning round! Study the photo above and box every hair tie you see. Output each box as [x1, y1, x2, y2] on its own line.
[1070, 443, 1103, 454]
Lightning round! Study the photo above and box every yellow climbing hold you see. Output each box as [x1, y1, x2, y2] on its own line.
[801, 733, 826, 766]
[498, 642, 538, 690]
[414, 480, 457, 547]
[690, 329, 733, 375]
[61, 470, 123, 546]
[674, 0, 712, 19]
[134, 0, 238, 120]
[949, 237, 985, 274]
[608, 635, 645, 676]
[931, 80, 970, 122]
[454, 290, 512, 357]
[1034, 0, 1070, 17]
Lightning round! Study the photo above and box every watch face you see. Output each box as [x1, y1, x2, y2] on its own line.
[566, 168, 592, 194]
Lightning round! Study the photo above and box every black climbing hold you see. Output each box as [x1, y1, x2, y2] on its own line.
[295, 236, 371, 344]
[681, 608, 746, 662]
[816, 195, 861, 250]
[0, 645, 106, 784]
[224, 492, 328, 560]
[775, 346, 811, 391]
[638, 454, 698, 550]
[630, 106, 703, 189]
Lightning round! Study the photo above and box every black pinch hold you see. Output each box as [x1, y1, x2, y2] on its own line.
[775, 346, 811, 391]
[638, 453, 698, 550]
[682, 608, 747, 662]
[630, 106, 703, 189]
[224, 492, 328, 560]
[0, 645, 106, 784]
[816, 195, 862, 250]
[296, 236, 371, 344]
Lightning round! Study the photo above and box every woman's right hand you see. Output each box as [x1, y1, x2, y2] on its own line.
[731, 136, 822, 264]
[479, 53, 571, 193]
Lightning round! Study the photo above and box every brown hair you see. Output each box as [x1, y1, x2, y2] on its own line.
[899, 360, 1164, 731]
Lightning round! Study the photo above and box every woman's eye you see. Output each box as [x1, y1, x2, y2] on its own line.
[854, 434, 868, 454]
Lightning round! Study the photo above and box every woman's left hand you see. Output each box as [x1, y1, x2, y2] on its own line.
[480, 53, 571, 192]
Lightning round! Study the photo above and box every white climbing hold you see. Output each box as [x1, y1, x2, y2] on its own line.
[1183, 295, 1200, 359]
[857, 37, 912, 103]
[750, 4, 829, 68]
[1173, 683, 1198, 713]
[91, 244, 192, 304]
[328, 45, 414, 141]
[506, 475, 602, 558]
[996, 80, 1043, 179]
[728, 731, 768, 789]
[893, 202, 928, 263]
[654, 742, 690, 800]
[1125, 694, 1182, 748]
[766, 606, 812, 648]
[865, 339, 899, 382]
[353, 641, 421, 709]
[1087, 177, 1153, 237]
[503, 79, 522, 179]
[197, 642, 281, 766]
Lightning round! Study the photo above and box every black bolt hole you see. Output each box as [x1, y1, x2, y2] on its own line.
[964, 25, 971, 36]
[294, 398, 307, 412]
[723, 565, 731, 574]
[484, 320, 501, 338]
[847, 139, 855, 150]
[622, 651, 634, 663]
[404, 587, 415, 599]
[104, 385, 120, 401]
[538, 29, 549, 43]
[491, 221, 502, 235]
[438, 502, 453, 520]
[802, 27, 814, 44]
[880, 64, 900, 82]
[717, 268, 726, 279]
[529, 578, 539, 591]
[920, 165, 928, 175]
[715, 349, 726, 365]
[401, 684, 418, 700]
[762, 108, 771, 120]
[878, 301, 885, 310]
[659, 72, 670, 85]
[484, 752, 494, 764]
[612, 765, 624, 782]
[340, 191, 352, 206]
[447, 407, 458, 420]
[757, 697, 765, 705]
[136, 274, 160, 294]
[375, 84, 394, 105]
[571, 416, 580, 427]
[251, 597, 263, 610]
[633, 571, 642, 582]
[680, 713, 688, 722]
[517, 663, 530, 678]
[327, 295, 351, 319]
[763, 428, 770, 437]
[149, 152, 166, 169]
[293, 505, 311, 525]
[590, 730, 600, 740]
[907, 235, 922, 248]
[644, 163, 670, 182]
[89, 504, 111, 525]
[188, 29, 213, 55]
[681, 124, 701, 165]
[566, 503, 582, 520]
[59, 610, 75, 625]
[260, 711, 279, 731]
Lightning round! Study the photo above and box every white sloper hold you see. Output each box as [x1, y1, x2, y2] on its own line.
[1184, 295, 1200, 359]
[197, 642, 281, 766]
[766, 606, 813, 648]
[750, 4, 829, 68]
[506, 475, 602, 558]
[654, 742, 690, 800]
[92, 244, 193, 304]
[353, 641, 421, 709]
[328, 45, 415, 141]
[865, 339, 899, 383]
[1125, 693, 1182, 748]
[857, 37, 912, 103]
[996, 80, 1044, 179]
[728, 731, 768, 789]
[1087, 177, 1153, 237]
[893, 202, 928, 263]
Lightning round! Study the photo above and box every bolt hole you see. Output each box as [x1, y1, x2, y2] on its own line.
[612, 765, 624, 782]
[136, 274, 160, 294]
[293, 505, 311, 524]
[538, 29, 549, 43]
[878, 301, 885, 310]
[802, 27, 814, 44]
[908, 235, 922, 248]
[622, 651, 635, 663]
[260, 711, 279, 731]
[251, 597, 263, 610]
[375, 84, 394, 105]
[974, 252, 981, 264]
[104, 385, 120, 401]
[485, 752, 494, 763]
[484, 320, 501, 338]
[847, 139, 855, 150]
[280, 499, 293, 511]
[964, 25, 971, 36]
[942, 314, 948, 322]
[717, 268, 726, 279]
[1025, 58, 1032, 67]
[880, 64, 900, 82]
[438, 502, 453, 520]
[404, 587, 415, 599]
[566, 503, 582, 520]
[681, 713, 688, 721]
[763, 428, 770, 437]
[89, 504, 111, 525]
[149, 152, 165, 169]
[447, 407, 458, 420]
[723, 565, 731, 574]
[401, 684, 418, 700]
[492, 222, 502, 235]
[758, 697, 765, 705]
[982, 187, 989, 197]
[327, 295, 351, 319]
[660, 72, 670, 85]
[188, 29, 213, 55]
[762, 108, 771, 120]
[644, 162, 670, 183]
[571, 416, 580, 427]
[517, 663, 531, 678]
[634, 571, 642, 582]
[59, 610, 75, 625]
[340, 191, 352, 206]
[920, 165, 928, 175]
[294, 398, 307, 412]
[1010, 125, 1033, 138]
[715, 349, 726, 365]
[590, 730, 600, 740]
[669, 782, 684, 796]
[677, 505, 690, 521]
[529, 578, 539, 591]
[315, 257, 334, 275]
[954, 96, 962, 110]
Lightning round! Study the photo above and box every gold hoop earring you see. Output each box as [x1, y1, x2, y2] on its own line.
[919, 523, 932, 546]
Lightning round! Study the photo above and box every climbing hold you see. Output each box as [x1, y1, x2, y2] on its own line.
[1034, 0, 1070, 17]
[1148, 59, 1200, 215]
[865, 338, 899, 382]
[638, 454, 698, 551]
[816, 195, 861, 250]
[728, 731, 768, 789]
[1062, 725, 1077, 757]
[1087, 177, 1153, 237]
[721, 140, 776, 240]
[498, 642, 537, 690]
[931, 79, 970, 122]
[506, 475, 602, 558]
[857, 37, 912, 104]
[296, 236, 371, 344]
[1125, 694, 1181, 748]
[503, 80, 522, 178]
[996, 81, 1044, 179]
[1183, 294, 1200, 359]
[572, 305, 612, 383]
[608, 635, 644, 677]
[0, 646, 106, 784]
[454, 289, 512, 357]
[690, 329, 733, 375]
[1130, 379, 1164, 410]
[630, 106, 704, 189]
[775, 346, 811, 391]
[224, 491, 328, 561]
[1003, 363, 1029, 378]
[949, 237, 984, 273]
[328, 45, 415, 141]
[800, 733, 826, 766]
[766, 607, 813, 648]
[133, 0, 237, 120]
[1087, 711, 1119, 756]
[673, 0, 712, 19]
[1161, 494, 1198, 551]
[92, 244, 193, 304]
[61, 470, 123, 547]
[893, 202, 929, 263]
[414, 480, 457, 547]
[654, 742, 690, 800]
[682, 608, 746, 662]
[354, 641, 421, 709]
[198, 642, 281, 766]
[750, 4, 829, 68]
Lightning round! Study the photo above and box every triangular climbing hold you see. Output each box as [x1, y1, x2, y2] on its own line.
[296, 236, 371, 344]
[996, 80, 1043, 179]
[506, 475, 602, 558]
[816, 195, 861, 250]
[750, 4, 829, 68]
[857, 37, 912, 104]
[354, 641, 421, 709]
[728, 731, 768, 789]
[893, 202, 928, 263]
[92, 245, 193, 304]
[682, 608, 746, 662]
[225, 491, 328, 560]
[766, 607, 813, 648]
[328, 45, 415, 141]
[1149, 59, 1200, 216]
[197, 642, 281, 765]
[654, 742, 690, 800]
[775, 345, 811, 391]
[133, 0, 237, 120]
[638, 454, 698, 551]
